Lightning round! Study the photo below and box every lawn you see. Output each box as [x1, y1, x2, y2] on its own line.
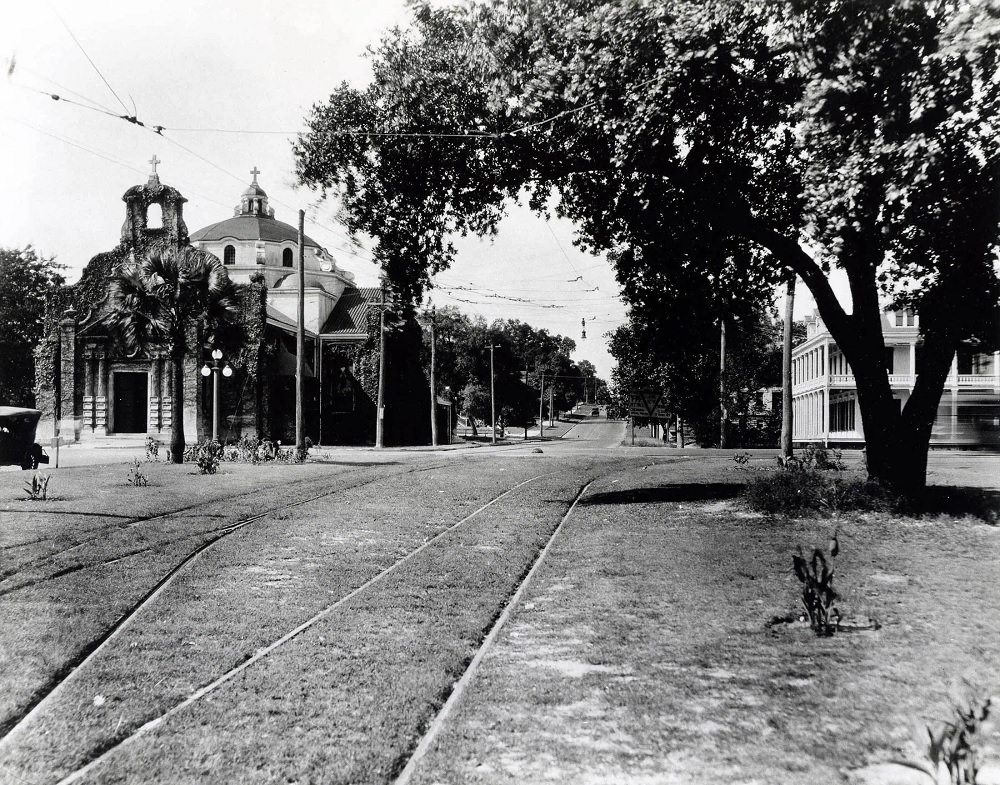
[1, 450, 998, 784]
[403, 455, 1000, 785]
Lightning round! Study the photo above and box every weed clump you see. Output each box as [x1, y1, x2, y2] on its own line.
[126, 458, 149, 487]
[23, 471, 50, 500]
[792, 538, 840, 636]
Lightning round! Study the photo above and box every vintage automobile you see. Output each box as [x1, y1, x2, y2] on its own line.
[0, 407, 50, 469]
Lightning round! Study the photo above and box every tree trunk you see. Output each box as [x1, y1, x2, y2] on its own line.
[780, 274, 795, 460]
[170, 348, 186, 464]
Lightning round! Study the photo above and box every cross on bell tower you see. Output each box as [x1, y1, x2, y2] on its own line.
[250, 166, 260, 184]
[148, 154, 161, 185]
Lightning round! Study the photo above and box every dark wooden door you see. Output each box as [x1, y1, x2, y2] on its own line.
[114, 372, 148, 433]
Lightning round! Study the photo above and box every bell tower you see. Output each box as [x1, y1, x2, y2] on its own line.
[120, 155, 190, 254]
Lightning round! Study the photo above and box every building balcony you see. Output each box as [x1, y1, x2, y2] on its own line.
[812, 373, 1000, 391]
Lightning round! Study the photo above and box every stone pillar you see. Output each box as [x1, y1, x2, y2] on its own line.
[82, 350, 94, 432]
[164, 357, 174, 429]
[95, 353, 108, 436]
[152, 354, 163, 432]
[58, 310, 78, 441]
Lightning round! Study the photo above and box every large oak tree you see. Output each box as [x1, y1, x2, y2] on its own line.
[294, 0, 1000, 492]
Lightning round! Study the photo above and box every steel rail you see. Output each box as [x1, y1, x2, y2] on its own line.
[392, 478, 596, 784]
[0, 459, 455, 740]
[48, 472, 552, 785]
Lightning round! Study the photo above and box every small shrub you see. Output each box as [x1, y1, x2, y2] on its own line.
[733, 451, 752, 466]
[792, 538, 840, 636]
[24, 471, 50, 501]
[144, 437, 160, 462]
[185, 441, 222, 474]
[126, 458, 149, 487]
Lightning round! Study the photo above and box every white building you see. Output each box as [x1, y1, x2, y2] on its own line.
[792, 308, 1000, 447]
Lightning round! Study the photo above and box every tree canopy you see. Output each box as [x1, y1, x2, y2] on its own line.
[0, 247, 65, 407]
[294, 0, 1000, 490]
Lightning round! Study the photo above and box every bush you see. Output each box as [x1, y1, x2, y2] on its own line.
[745, 469, 901, 515]
[184, 441, 223, 474]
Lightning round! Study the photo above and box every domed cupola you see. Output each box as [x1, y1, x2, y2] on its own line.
[236, 167, 274, 217]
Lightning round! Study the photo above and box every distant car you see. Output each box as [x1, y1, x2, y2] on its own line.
[0, 407, 49, 469]
[591, 407, 600, 416]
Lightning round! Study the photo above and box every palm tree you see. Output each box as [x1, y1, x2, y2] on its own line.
[110, 246, 237, 463]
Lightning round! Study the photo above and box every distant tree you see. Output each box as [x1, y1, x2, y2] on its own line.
[0, 247, 65, 407]
[418, 306, 595, 434]
[109, 247, 237, 463]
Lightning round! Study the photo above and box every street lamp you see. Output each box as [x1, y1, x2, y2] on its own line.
[200, 348, 233, 443]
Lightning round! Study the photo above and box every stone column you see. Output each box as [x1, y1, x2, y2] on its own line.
[152, 354, 162, 432]
[58, 310, 77, 441]
[95, 353, 108, 435]
[83, 350, 94, 431]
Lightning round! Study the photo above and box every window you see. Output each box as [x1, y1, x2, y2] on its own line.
[829, 398, 855, 432]
[282, 248, 293, 268]
[223, 245, 236, 265]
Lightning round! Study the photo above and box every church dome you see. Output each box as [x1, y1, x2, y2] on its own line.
[189, 167, 320, 247]
[190, 215, 320, 247]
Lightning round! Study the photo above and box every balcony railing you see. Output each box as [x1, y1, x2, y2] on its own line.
[805, 372, 999, 391]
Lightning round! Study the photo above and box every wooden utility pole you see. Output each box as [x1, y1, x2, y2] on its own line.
[295, 210, 305, 453]
[376, 283, 386, 449]
[781, 273, 796, 459]
[489, 343, 497, 444]
[429, 305, 438, 447]
[538, 369, 544, 441]
[719, 316, 728, 449]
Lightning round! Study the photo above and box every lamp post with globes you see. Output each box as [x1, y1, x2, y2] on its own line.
[200, 348, 233, 443]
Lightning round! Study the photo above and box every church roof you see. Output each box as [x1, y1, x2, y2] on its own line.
[190, 215, 321, 247]
[320, 286, 380, 338]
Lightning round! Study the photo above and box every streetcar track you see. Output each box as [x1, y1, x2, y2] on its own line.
[0, 461, 451, 596]
[48, 472, 554, 785]
[392, 477, 595, 784]
[2, 450, 650, 782]
[0, 459, 457, 740]
[0, 464, 397, 578]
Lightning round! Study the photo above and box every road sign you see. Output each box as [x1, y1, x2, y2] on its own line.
[628, 390, 670, 420]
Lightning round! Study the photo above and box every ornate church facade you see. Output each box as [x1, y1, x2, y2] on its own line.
[37, 162, 383, 448]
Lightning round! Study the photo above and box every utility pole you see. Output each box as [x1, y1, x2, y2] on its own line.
[376, 283, 387, 449]
[429, 305, 438, 447]
[719, 315, 727, 449]
[549, 384, 555, 427]
[295, 210, 305, 453]
[781, 273, 795, 460]
[538, 368, 544, 441]
[489, 343, 498, 445]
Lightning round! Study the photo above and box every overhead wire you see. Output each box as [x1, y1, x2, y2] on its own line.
[54, 9, 132, 116]
[16, 18, 633, 328]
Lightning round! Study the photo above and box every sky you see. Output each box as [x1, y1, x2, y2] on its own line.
[0, 0, 632, 379]
[1, 1, 844, 383]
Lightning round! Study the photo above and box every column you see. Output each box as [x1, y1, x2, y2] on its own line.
[152, 355, 162, 431]
[58, 311, 77, 438]
[163, 358, 173, 428]
[823, 342, 830, 445]
[83, 351, 95, 431]
[95, 353, 107, 435]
